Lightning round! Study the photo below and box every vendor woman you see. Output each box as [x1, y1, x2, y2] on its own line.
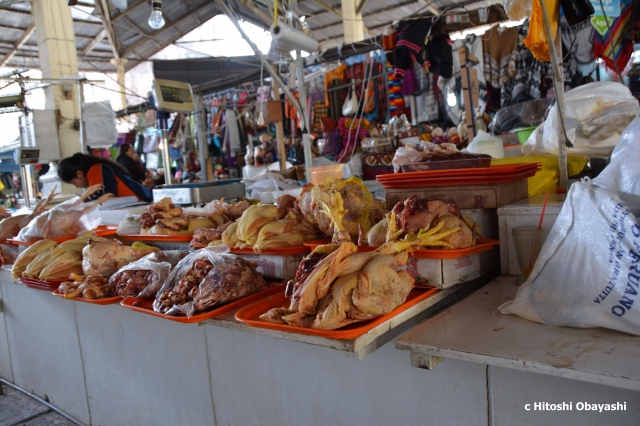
[57, 153, 153, 202]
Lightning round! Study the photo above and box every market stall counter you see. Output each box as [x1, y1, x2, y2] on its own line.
[396, 275, 640, 391]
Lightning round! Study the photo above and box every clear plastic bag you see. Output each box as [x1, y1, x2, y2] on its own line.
[502, 0, 532, 20]
[465, 131, 504, 158]
[153, 246, 268, 317]
[392, 146, 423, 173]
[108, 250, 189, 298]
[82, 239, 159, 278]
[18, 195, 102, 241]
[524, 82, 640, 156]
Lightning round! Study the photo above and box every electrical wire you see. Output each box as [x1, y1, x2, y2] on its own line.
[84, 59, 148, 100]
[87, 82, 148, 99]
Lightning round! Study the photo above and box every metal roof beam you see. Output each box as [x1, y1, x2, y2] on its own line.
[121, 1, 213, 56]
[121, 16, 163, 49]
[355, 0, 369, 14]
[112, 0, 148, 22]
[313, 0, 342, 18]
[0, 23, 35, 68]
[81, 28, 107, 55]
[236, 0, 273, 26]
[94, 0, 121, 60]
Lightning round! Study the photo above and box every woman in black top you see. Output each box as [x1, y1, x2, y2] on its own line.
[116, 143, 147, 184]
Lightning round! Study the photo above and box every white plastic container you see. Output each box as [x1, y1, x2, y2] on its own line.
[497, 193, 565, 275]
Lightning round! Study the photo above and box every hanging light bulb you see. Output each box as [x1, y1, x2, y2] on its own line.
[148, 1, 165, 30]
[256, 111, 265, 126]
[447, 93, 457, 107]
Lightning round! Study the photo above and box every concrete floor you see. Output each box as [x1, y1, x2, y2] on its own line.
[0, 383, 77, 426]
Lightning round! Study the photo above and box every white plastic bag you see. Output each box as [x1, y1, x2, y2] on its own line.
[465, 130, 504, 158]
[499, 118, 640, 335]
[83, 101, 118, 147]
[523, 82, 640, 157]
[17, 195, 102, 241]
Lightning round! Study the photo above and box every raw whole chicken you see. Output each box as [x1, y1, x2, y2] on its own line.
[82, 239, 159, 278]
[0, 190, 57, 241]
[260, 192, 460, 330]
[296, 177, 386, 241]
[365, 196, 481, 249]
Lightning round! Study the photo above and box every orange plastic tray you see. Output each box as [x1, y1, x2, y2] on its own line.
[120, 284, 286, 323]
[303, 239, 376, 252]
[230, 246, 311, 255]
[18, 276, 65, 292]
[118, 234, 193, 242]
[8, 228, 119, 246]
[377, 169, 540, 188]
[52, 289, 122, 305]
[302, 239, 499, 258]
[375, 163, 540, 181]
[235, 286, 438, 339]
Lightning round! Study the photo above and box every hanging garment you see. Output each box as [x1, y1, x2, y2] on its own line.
[594, 3, 634, 77]
[483, 26, 519, 89]
[375, 61, 388, 121]
[561, 18, 597, 82]
[523, 0, 561, 62]
[393, 18, 434, 78]
[501, 22, 553, 107]
[452, 35, 488, 113]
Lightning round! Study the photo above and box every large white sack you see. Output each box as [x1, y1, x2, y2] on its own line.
[500, 118, 640, 335]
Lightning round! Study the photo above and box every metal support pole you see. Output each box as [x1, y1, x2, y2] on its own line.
[77, 79, 86, 153]
[161, 126, 172, 185]
[193, 93, 210, 181]
[20, 166, 31, 208]
[539, 0, 568, 190]
[296, 51, 312, 181]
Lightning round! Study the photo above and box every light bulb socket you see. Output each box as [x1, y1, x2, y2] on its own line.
[152, 1, 162, 9]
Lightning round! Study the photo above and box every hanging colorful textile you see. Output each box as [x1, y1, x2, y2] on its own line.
[593, 3, 634, 77]
[523, 0, 561, 62]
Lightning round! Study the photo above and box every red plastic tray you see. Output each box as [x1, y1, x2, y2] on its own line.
[52, 289, 122, 305]
[120, 284, 286, 323]
[376, 163, 540, 181]
[303, 239, 499, 258]
[18, 276, 65, 292]
[235, 286, 438, 340]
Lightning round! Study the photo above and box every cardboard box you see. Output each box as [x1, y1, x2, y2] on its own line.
[385, 179, 528, 209]
[236, 253, 304, 280]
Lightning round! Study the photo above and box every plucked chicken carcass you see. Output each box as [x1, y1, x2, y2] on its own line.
[82, 240, 159, 277]
[297, 177, 386, 242]
[260, 192, 460, 329]
[0, 190, 57, 241]
[153, 247, 267, 316]
[141, 198, 249, 235]
[12, 239, 58, 279]
[190, 222, 235, 247]
[366, 196, 481, 249]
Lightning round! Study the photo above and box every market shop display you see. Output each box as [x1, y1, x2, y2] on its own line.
[140, 197, 250, 235]
[153, 247, 268, 317]
[260, 191, 459, 330]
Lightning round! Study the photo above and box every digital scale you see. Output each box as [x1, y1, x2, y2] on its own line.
[152, 79, 195, 113]
[152, 179, 246, 205]
[15, 148, 40, 165]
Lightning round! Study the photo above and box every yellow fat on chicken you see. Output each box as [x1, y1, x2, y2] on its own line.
[236, 205, 279, 247]
[23, 248, 65, 278]
[39, 251, 84, 280]
[253, 232, 304, 254]
[221, 222, 239, 247]
[12, 239, 58, 279]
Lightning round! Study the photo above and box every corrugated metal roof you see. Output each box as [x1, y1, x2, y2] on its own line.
[0, 0, 505, 72]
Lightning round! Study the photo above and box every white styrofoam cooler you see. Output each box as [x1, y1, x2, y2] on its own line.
[497, 193, 566, 275]
[400, 246, 500, 289]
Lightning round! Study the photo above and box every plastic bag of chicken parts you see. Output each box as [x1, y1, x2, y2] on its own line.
[18, 195, 102, 241]
[152, 245, 268, 317]
[109, 250, 189, 298]
[499, 118, 640, 335]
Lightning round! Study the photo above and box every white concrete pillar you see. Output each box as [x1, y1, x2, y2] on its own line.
[32, 0, 81, 161]
[110, 57, 128, 110]
[341, 0, 365, 43]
